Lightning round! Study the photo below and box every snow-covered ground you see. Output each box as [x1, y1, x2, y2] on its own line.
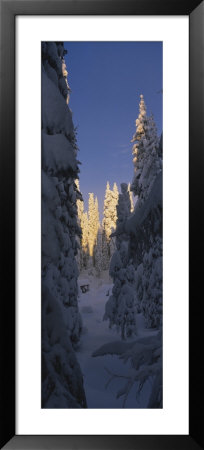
[76, 270, 157, 408]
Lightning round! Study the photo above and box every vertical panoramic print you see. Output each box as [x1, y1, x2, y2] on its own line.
[41, 41, 163, 408]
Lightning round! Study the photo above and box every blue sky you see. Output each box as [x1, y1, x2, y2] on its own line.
[64, 42, 162, 219]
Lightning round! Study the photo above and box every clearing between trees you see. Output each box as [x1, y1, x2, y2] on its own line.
[77, 270, 159, 408]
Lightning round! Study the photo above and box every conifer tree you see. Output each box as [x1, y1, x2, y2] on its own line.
[103, 95, 163, 405]
[102, 181, 119, 267]
[109, 182, 119, 258]
[131, 95, 161, 202]
[88, 193, 95, 259]
[101, 228, 109, 270]
[94, 197, 100, 238]
[41, 42, 86, 408]
[105, 96, 163, 334]
[103, 181, 119, 237]
[112, 182, 119, 225]
[87, 193, 100, 266]
[129, 95, 162, 327]
[102, 182, 112, 269]
[81, 211, 89, 270]
[104, 183, 137, 339]
[76, 179, 84, 224]
[116, 183, 131, 242]
[95, 226, 103, 276]
[93, 196, 100, 267]
[130, 94, 148, 198]
[103, 181, 112, 239]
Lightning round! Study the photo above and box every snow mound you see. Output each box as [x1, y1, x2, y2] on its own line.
[81, 306, 93, 314]
[92, 340, 135, 357]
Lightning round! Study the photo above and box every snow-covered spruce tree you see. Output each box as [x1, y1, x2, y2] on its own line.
[94, 226, 103, 276]
[110, 182, 119, 257]
[101, 97, 162, 403]
[94, 196, 100, 237]
[104, 184, 137, 340]
[131, 95, 161, 203]
[127, 173, 163, 328]
[101, 182, 111, 269]
[92, 197, 101, 268]
[112, 182, 119, 225]
[116, 183, 131, 242]
[81, 211, 89, 270]
[87, 193, 95, 260]
[128, 95, 163, 328]
[41, 42, 86, 408]
[87, 193, 100, 266]
[102, 181, 119, 268]
[101, 173, 163, 405]
[101, 228, 109, 270]
[102, 182, 112, 241]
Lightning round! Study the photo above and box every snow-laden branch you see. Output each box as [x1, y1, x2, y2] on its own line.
[93, 331, 162, 408]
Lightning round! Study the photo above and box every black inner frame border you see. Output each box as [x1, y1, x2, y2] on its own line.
[0, 0, 203, 449]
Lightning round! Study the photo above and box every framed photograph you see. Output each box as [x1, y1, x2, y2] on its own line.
[0, 0, 203, 449]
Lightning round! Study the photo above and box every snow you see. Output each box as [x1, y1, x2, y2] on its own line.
[76, 271, 158, 408]
[79, 278, 89, 286]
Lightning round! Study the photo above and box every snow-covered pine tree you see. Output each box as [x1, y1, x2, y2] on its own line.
[81, 211, 89, 270]
[87, 193, 95, 259]
[112, 182, 119, 226]
[116, 183, 131, 242]
[130, 95, 162, 203]
[104, 183, 137, 340]
[101, 228, 109, 270]
[87, 193, 100, 266]
[128, 175, 163, 328]
[109, 182, 119, 257]
[130, 94, 148, 199]
[102, 181, 119, 267]
[41, 42, 86, 408]
[102, 181, 112, 241]
[94, 196, 100, 235]
[128, 95, 163, 328]
[101, 96, 162, 405]
[93, 196, 100, 266]
[94, 226, 103, 276]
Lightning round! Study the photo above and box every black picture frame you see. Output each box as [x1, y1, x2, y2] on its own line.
[0, 0, 203, 449]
